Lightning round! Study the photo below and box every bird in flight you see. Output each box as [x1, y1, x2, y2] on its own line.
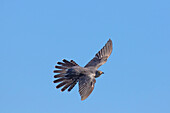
[53, 39, 113, 101]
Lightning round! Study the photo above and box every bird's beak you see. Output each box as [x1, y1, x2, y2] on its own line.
[102, 72, 104, 74]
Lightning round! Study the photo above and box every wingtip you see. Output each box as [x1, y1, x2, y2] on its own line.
[108, 38, 113, 49]
[108, 38, 112, 42]
[81, 96, 87, 101]
[81, 98, 85, 101]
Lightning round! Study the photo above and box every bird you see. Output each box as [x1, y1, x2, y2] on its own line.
[53, 39, 113, 101]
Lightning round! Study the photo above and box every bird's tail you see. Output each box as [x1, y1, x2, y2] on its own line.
[53, 59, 79, 92]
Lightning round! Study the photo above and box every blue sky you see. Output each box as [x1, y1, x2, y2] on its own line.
[0, 0, 170, 113]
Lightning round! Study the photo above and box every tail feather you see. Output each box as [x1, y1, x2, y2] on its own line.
[56, 81, 67, 88]
[68, 80, 78, 92]
[57, 62, 69, 67]
[53, 78, 65, 83]
[53, 59, 79, 92]
[54, 74, 65, 78]
[61, 81, 73, 92]
[70, 60, 79, 66]
[55, 66, 67, 69]
[62, 59, 75, 66]
[53, 70, 66, 73]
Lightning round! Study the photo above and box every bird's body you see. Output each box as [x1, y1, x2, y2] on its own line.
[53, 39, 113, 100]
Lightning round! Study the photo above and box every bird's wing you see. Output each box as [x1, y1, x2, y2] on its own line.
[84, 39, 113, 69]
[78, 74, 96, 101]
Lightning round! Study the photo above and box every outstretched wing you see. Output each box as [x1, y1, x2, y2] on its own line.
[84, 39, 113, 69]
[79, 74, 96, 101]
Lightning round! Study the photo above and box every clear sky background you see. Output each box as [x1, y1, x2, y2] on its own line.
[0, 0, 170, 113]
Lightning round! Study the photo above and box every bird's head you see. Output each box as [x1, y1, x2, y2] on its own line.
[95, 70, 104, 78]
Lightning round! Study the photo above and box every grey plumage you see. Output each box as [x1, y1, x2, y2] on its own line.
[78, 74, 96, 100]
[85, 39, 113, 69]
[68, 79, 78, 92]
[53, 39, 113, 100]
